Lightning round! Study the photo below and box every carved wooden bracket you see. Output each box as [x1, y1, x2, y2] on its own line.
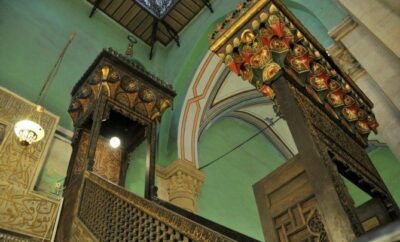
[68, 48, 175, 127]
[209, 0, 378, 146]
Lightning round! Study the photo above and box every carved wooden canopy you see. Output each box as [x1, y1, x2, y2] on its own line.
[209, 0, 378, 145]
[68, 48, 175, 126]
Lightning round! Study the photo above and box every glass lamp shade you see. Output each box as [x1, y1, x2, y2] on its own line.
[109, 137, 121, 148]
[14, 120, 45, 146]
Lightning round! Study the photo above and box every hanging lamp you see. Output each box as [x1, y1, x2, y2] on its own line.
[14, 32, 76, 146]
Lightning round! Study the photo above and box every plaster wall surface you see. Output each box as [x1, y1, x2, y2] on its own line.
[338, 0, 400, 58]
[197, 117, 287, 241]
[356, 74, 400, 160]
[36, 135, 72, 195]
[346, 147, 400, 207]
[125, 141, 147, 198]
[340, 25, 400, 111]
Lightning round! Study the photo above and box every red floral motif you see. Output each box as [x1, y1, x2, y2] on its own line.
[259, 84, 276, 99]
[225, 55, 241, 75]
[287, 44, 312, 73]
[309, 63, 330, 91]
[241, 45, 254, 64]
[342, 95, 359, 122]
[260, 27, 274, 47]
[263, 62, 281, 82]
[282, 27, 294, 46]
[268, 14, 285, 38]
[356, 110, 370, 134]
[326, 81, 345, 107]
[367, 115, 379, 133]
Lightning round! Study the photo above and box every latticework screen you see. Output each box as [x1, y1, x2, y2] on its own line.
[79, 179, 192, 242]
[77, 173, 234, 242]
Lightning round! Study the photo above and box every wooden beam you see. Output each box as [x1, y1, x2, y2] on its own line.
[145, 122, 157, 199]
[201, 0, 213, 13]
[270, 76, 361, 240]
[149, 18, 158, 60]
[161, 20, 180, 47]
[89, 0, 104, 18]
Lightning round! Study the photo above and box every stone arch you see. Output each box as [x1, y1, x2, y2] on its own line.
[177, 51, 295, 167]
[177, 52, 224, 167]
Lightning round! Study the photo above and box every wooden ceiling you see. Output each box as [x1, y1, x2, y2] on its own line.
[87, 0, 210, 46]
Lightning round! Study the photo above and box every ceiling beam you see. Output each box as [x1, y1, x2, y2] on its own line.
[161, 20, 180, 47]
[201, 0, 213, 13]
[89, 0, 104, 18]
[149, 19, 159, 60]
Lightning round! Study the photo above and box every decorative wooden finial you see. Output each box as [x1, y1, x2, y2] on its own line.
[126, 35, 138, 57]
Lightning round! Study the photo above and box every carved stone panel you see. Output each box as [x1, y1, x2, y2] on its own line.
[0, 87, 60, 240]
[156, 159, 204, 212]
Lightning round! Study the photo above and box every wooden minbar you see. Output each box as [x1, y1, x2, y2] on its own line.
[56, 48, 175, 241]
[209, 0, 399, 241]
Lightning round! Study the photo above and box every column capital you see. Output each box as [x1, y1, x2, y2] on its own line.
[156, 159, 204, 212]
[328, 17, 358, 41]
[327, 42, 366, 81]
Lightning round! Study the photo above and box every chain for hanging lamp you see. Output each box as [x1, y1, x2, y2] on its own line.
[14, 32, 76, 146]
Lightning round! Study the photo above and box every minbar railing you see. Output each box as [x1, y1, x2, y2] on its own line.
[73, 172, 255, 242]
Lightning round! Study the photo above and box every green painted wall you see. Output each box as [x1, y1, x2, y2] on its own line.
[0, 0, 168, 130]
[345, 146, 400, 207]
[124, 141, 147, 198]
[197, 117, 287, 241]
[369, 147, 400, 205]
[196, 118, 400, 240]
[344, 177, 372, 207]
[286, 0, 348, 31]
[157, 0, 242, 165]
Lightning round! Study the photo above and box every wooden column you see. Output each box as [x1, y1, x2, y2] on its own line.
[145, 122, 157, 199]
[56, 95, 106, 241]
[271, 76, 361, 241]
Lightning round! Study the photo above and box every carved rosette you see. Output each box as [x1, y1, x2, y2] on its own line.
[68, 48, 175, 126]
[306, 209, 329, 242]
[209, 0, 378, 144]
[156, 160, 204, 213]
